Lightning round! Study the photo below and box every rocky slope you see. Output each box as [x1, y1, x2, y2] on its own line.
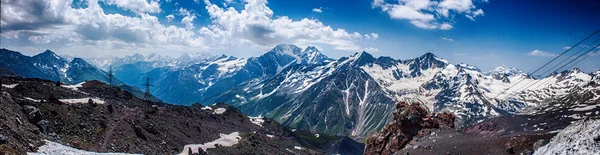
[0, 77, 363, 154]
[364, 101, 456, 155]
[365, 76, 600, 155]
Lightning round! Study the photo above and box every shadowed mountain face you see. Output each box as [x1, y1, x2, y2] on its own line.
[0, 49, 109, 84]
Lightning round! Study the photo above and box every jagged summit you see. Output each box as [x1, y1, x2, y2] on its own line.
[351, 51, 376, 66]
[269, 44, 303, 55]
[33, 50, 61, 60]
[457, 63, 480, 71]
[299, 46, 331, 64]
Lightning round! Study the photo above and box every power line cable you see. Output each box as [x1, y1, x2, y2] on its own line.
[517, 42, 600, 92]
[493, 29, 600, 99]
[511, 36, 600, 92]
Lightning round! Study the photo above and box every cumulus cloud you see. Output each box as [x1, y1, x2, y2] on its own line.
[178, 8, 196, 29]
[312, 7, 323, 13]
[103, 0, 161, 13]
[1, 0, 205, 56]
[364, 33, 379, 39]
[166, 14, 175, 22]
[0, 0, 71, 32]
[1, 0, 376, 57]
[528, 50, 558, 57]
[440, 23, 453, 30]
[201, 0, 371, 51]
[371, 33, 379, 39]
[372, 0, 486, 30]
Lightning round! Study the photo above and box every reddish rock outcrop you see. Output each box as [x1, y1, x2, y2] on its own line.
[364, 102, 455, 155]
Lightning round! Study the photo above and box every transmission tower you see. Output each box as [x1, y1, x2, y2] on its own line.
[142, 78, 154, 101]
[108, 66, 114, 86]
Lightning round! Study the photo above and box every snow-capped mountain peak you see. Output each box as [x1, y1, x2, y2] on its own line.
[270, 44, 303, 55]
[34, 50, 63, 60]
[489, 64, 524, 76]
[299, 46, 331, 64]
[457, 63, 481, 71]
[351, 51, 376, 66]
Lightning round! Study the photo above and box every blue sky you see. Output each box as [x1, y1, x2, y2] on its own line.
[1, 0, 599, 73]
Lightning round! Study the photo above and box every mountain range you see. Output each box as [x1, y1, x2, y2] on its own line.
[1, 45, 597, 137]
[0, 49, 160, 102]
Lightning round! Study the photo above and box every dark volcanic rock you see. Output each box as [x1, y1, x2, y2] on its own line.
[364, 102, 455, 155]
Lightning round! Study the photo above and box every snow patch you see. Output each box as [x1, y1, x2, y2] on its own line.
[25, 97, 40, 102]
[179, 132, 241, 155]
[213, 108, 226, 114]
[201, 106, 213, 111]
[534, 119, 600, 155]
[59, 98, 105, 104]
[61, 82, 86, 91]
[28, 140, 140, 155]
[2, 84, 18, 88]
[249, 115, 265, 127]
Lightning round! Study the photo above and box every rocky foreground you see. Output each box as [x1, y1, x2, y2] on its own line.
[0, 77, 362, 155]
[364, 80, 600, 155]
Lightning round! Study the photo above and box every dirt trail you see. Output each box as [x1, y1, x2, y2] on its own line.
[98, 106, 141, 151]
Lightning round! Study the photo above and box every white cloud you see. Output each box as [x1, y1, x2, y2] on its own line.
[1, 0, 376, 57]
[440, 23, 453, 30]
[440, 37, 453, 41]
[563, 46, 571, 50]
[103, 0, 161, 13]
[193, 0, 200, 4]
[363, 47, 379, 52]
[465, 9, 484, 21]
[166, 14, 175, 22]
[201, 0, 372, 52]
[528, 50, 558, 57]
[178, 8, 196, 29]
[372, 0, 486, 30]
[0, 0, 205, 56]
[312, 8, 323, 13]
[371, 33, 379, 39]
[364, 33, 379, 40]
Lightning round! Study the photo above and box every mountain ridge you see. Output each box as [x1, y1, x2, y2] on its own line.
[2, 45, 598, 137]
